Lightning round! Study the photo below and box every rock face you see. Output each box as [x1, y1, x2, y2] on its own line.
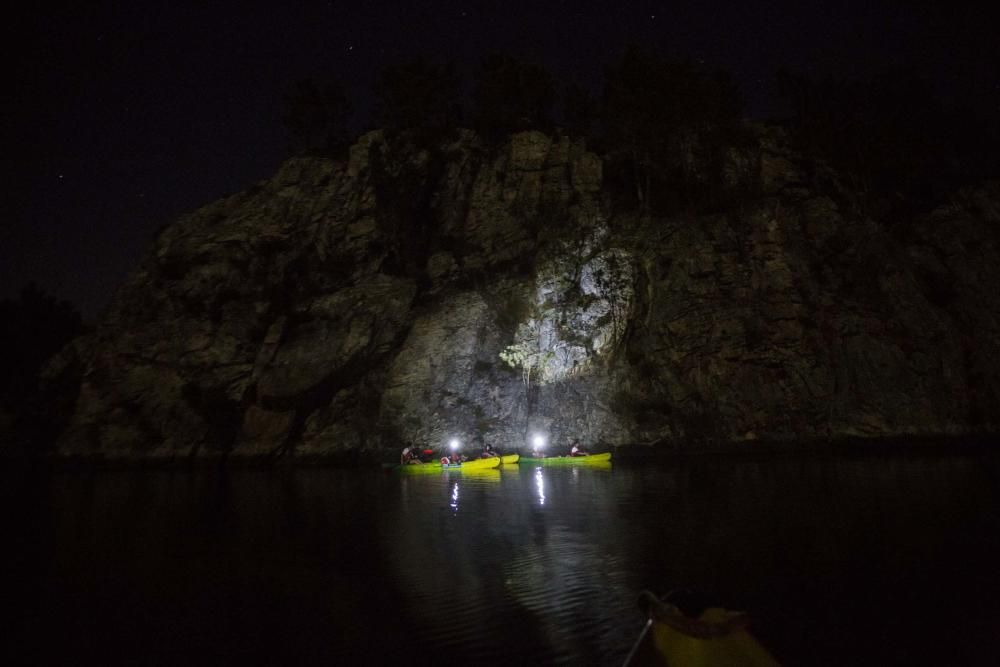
[18, 128, 1000, 460]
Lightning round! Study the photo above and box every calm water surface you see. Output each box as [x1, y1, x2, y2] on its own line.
[7, 453, 1000, 665]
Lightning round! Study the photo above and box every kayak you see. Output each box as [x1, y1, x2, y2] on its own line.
[519, 452, 612, 465]
[623, 591, 779, 667]
[500, 454, 520, 465]
[397, 456, 501, 473]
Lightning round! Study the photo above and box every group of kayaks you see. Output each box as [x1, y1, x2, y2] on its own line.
[395, 451, 612, 473]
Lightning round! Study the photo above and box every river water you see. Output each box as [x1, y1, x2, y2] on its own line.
[7, 452, 1000, 665]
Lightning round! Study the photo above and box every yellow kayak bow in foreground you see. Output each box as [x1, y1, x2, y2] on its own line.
[623, 591, 779, 667]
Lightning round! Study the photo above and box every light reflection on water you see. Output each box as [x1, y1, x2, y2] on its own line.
[535, 467, 545, 505]
[383, 463, 626, 664]
[8, 453, 1000, 665]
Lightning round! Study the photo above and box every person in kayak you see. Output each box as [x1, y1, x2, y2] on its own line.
[569, 438, 589, 457]
[400, 444, 421, 464]
[481, 443, 497, 458]
[442, 450, 465, 465]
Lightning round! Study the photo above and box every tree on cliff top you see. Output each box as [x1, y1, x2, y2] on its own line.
[281, 78, 352, 156]
[560, 81, 598, 139]
[374, 57, 462, 132]
[777, 68, 999, 218]
[0, 284, 84, 413]
[472, 54, 554, 141]
[601, 46, 742, 213]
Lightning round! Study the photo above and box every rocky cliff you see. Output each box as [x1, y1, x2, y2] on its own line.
[16, 128, 1000, 461]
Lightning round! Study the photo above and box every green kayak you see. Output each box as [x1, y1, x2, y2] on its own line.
[519, 452, 612, 465]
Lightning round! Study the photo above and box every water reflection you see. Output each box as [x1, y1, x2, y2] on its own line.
[460, 468, 501, 483]
[9, 454, 1000, 666]
[381, 463, 638, 664]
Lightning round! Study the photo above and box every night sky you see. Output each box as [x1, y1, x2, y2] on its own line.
[4, 1, 997, 319]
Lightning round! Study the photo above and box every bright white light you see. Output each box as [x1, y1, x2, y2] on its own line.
[535, 468, 545, 505]
[449, 438, 460, 450]
[532, 434, 545, 448]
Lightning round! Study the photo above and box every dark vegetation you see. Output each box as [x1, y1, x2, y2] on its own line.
[281, 46, 998, 224]
[281, 79, 352, 156]
[0, 284, 85, 421]
[471, 54, 555, 140]
[374, 57, 462, 133]
[599, 46, 746, 213]
[776, 68, 1000, 221]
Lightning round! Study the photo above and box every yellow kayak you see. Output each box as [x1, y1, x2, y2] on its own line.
[397, 456, 501, 473]
[624, 592, 779, 666]
[519, 452, 612, 465]
[500, 454, 520, 465]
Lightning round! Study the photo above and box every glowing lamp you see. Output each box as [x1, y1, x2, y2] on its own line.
[532, 434, 545, 448]
[449, 438, 460, 451]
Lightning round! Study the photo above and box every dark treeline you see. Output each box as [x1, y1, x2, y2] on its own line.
[282, 47, 747, 215]
[777, 68, 1000, 222]
[282, 46, 998, 222]
[599, 47, 747, 213]
[0, 284, 85, 417]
